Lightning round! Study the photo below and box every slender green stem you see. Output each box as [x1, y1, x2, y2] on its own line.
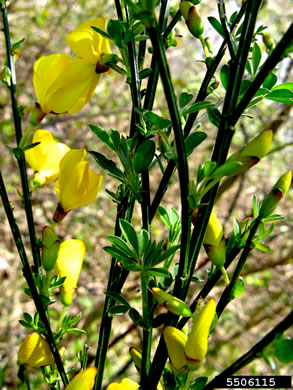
[216, 218, 261, 318]
[146, 21, 190, 295]
[57, 305, 67, 330]
[183, 370, 193, 390]
[217, 0, 235, 60]
[1, 1, 41, 272]
[0, 172, 68, 386]
[202, 309, 293, 390]
[140, 269, 152, 385]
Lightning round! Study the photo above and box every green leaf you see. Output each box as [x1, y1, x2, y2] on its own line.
[207, 107, 221, 127]
[274, 337, 293, 364]
[255, 242, 270, 252]
[139, 68, 152, 80]
[155, 244, 180, 265]
[263, 73, 277, 90]
[147, 267, 172, 278]
[119, 219, 139, 255]
[109, 305, 130, 316]
[89, 151, 125, 181]
[252, 42, 262, 75]
[233, 218, 241, 238]
[158, 205, 171, 229]
[107, 19, 123, 48]
[135, 108, 171, 130]
[19, 320, 33, 329]
[91, 26, 112, 40]
[124, 29, 134, 45]
[203, 161, 217, 177]
[103, 246, 133, 262]
[253, 195, 259, 218]
[128, 308, 144, 326]
[220, 64, 229, 90]
[23, 312, 33, 324]
[105, 291, 130, 307]
[133, 140, 155, 173]
[207, 16, 225, 38]
[122, 258, 141, 271]
[191, 275, 204, 283]
[262, 214, 284, 223]
[265, 89, 293, 104]
[22, 142, 40, 152]
[89, 125, 111, 149]
[138, 229, 150, 257]
[107, 235, 136, 257]
[109, 128, 121, 150]
[230, 279, 245, 299]
[271, 82, 293, 91]
[182, 101, 214, 115]
[185, 132, 207, 156]
[209, 161, 243, 178]
[50, 276, 66, 289]
[179, 92, 193, 110]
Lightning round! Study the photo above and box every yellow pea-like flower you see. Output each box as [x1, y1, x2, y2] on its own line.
[184, 299, 216, 370]
[24, 130, 70, 186]
[18, 332, 63, 368]
[53, 149, 103, 221]
[32, 53, 73, 118]
[163, 326, 188, 373]
[65, 367, 97, 390]
[54, 239, 86, 306]
[259, 170, 291, 218]
[179, 1, 204, 39]
[106, 378, 139, 390]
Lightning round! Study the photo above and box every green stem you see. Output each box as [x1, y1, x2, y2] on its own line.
[0, 172, 68, 387]
[216, 217, 261, 318]
[146, 21, 190, 295]
[202, 309, 293, 390]
[140, 269, 152, 385]
[183, 370, 193, 390]
[57, 305, 67, 330]
[1, 1, 41, 273]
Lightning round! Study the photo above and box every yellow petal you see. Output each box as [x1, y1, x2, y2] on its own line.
[55, 149, 103, 212]
[33, 54, 72, 113]
[204, 212, 224, 247]
[185, 299, 216, 367]
[47, 59, 99, 114]
[66, 18, 111, 64]
[18, 333, 55, 367]
[67, 73, 101, 114]
[54, 239, 86, 294]
[25, 130, 70, 185]
[65, 367, 97, 390]
[107, 378, 139, 390]
[163, 326, 188, 372]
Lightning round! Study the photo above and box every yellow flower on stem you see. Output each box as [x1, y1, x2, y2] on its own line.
[163, 326, 188, 373]
[65, 367, 97, 390]
[152, 287, 192, 317]
[106, 378, 139, 390]
[54, 239, 86, 306]
[32, 53, 73, 122]
[18, 332, 64, 368]
[184, 299, 216, 370]
[24, 130, 70, 187]
[53, 149, 103, 221]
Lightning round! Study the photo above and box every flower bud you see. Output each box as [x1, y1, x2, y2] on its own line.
[152, 287, 192, 317]
[54, 239, 86, 306]
[18, 332, 64, 368]
[259, 170, 291, 218]
[42, 226, 60, 271]
[106, 378, 139, 390]
[163, 326, 188, 373]
[65, 367, 97, 390]
[227, 129, 273, 175]
[129, 346, 142, 370]
[180, 1, 204, 39]
[184, 299, 216, 370]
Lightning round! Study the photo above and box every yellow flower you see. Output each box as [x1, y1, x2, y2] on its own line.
[18, 332, 64, 368]
[32, 18, 111, 117]
[106, 378, 139, 390]
[65, 367, 97, 390]
[152, 287, 192, 317]
[25, 130, 70, 186]
[54, 239, 86, 306]
[32, 53, 73, 117]
[163, 326, 188, 373]
[184, 299, 216, 370]
[53, 149, 103, 221]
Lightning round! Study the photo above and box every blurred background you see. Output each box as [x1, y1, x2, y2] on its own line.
[0, 0, 292, 388]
